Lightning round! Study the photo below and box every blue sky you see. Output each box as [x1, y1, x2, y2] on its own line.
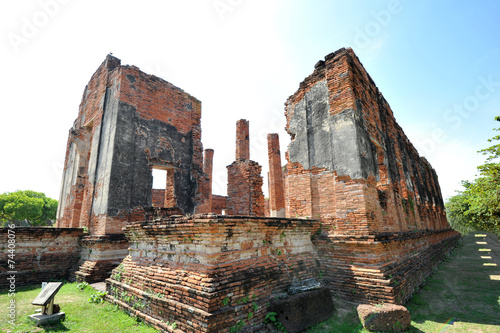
[1, 0, 499, 202]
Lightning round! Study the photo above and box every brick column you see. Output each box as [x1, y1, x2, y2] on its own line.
[227, 120, 264, 216]
[267, 134, 285, 217]
[235, 119, 250, 161]
[204, 149, 214, 212]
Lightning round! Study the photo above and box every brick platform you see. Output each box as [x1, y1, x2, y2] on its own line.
[106, 215, 320, 333]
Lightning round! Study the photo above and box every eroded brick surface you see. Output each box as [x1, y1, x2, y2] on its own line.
[0, 228, 82, 289]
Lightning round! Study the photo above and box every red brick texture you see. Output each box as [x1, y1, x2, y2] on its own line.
[285, 48, 449, 234]
[227, 160, 265, 216]
[226, 120, 265, 216]
[211, 195, 228, 215]
[75, 234, 129, 284]
[235, 119, 250, 161]
[267, 134, 286, 217]
[152, 189, 165, 207]
[106, 215, 320, 333]
[0, 227, 82, 289]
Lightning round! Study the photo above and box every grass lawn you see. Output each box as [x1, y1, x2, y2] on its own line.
[0, 282, 158, 333]
[307, 232, 500, 333]
[1, 232, 499, 333]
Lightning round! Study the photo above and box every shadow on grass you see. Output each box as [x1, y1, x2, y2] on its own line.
[34, 321, 70, 332]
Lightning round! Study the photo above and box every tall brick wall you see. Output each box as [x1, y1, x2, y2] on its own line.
[0, 227, 83, 289]
[227, 120, 265, 216]
[284, 47, 460, 303]
[285, 48, 448, 234]
[56, 54, 212, 282]
[57, 54, 208, 234]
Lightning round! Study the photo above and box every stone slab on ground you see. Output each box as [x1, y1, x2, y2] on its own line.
[90, 282, 106, 292]
[270, 287, 334, 333]
[29, 312, 65, 326]
[357, 303, 411, 332]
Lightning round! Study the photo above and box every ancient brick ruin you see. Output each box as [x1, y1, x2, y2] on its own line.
[50, 48, 460, 332]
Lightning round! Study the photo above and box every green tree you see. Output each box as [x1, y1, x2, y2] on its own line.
[0, 190, 58, 226]
[446, 117, 500, 236]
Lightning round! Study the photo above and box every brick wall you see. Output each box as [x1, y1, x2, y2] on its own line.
[106, 215, 320, 333]
[0, 227, 83, 289]
[57, 54, 209, 235]
[227, 160, 265, 216]
[75, 234, 129, 284]
[211, 195, 228, 215]
[151, 189, 165, 207]
[283, 47, 460, 303]
[284, 48, 448, 234]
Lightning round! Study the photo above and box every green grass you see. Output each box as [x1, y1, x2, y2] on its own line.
[0, 282, 158, 333]
[308, 233, 500, 333]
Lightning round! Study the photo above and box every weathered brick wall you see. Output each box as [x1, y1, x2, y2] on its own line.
[75, 234, 129, 284]
[57, 55, 209, 235]
[0, 227, 83, 289]
[211, 195, 227, 215]
[56, 54, 212, 282]
[313, 229, 460, 303]
[106, 215, 320, 333]
[284, 47, 460, 304]
[285, 47, 448, 235]
[151, 189, 165, 207]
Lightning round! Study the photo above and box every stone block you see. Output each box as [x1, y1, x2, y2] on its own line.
[270, 287, 334, 333]
[29, 312, 65, 326]
[357, 303, 411, 332]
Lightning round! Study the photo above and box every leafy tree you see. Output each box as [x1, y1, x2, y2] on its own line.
[0, 190, 58, 226]
[446, 117, 500, 236]
[445, 188, 475, 235]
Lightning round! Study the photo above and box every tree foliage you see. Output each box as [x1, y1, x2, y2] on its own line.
[446, 117, 500, 236]
[0, 190, 58, 226]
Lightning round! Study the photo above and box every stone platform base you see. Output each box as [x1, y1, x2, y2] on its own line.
[29, 312, 65, 326]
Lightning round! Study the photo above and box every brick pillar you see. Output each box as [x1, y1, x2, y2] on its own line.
[267, 134, 285, 217]
[227, 120, 264, 216]
[235, 119, 250, 161]
[204, 149, 214, 212]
